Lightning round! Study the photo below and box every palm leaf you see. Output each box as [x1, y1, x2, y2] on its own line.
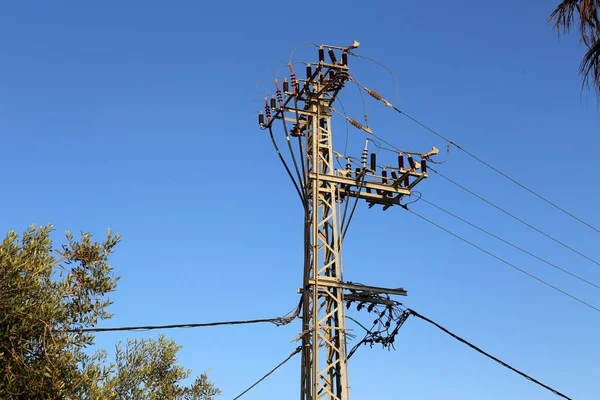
[549, 1, 600, 96]
[548, 0, 580, 33]
[580, 38, 600, 95]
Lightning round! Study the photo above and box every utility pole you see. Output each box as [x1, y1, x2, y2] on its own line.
[259, 41, 430, 400]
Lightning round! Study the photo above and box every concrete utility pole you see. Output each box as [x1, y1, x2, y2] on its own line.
[259, 42, 430, 400]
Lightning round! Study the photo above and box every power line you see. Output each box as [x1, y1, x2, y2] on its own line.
[419, 197, 600, 291]
[429, 166, 600, 268]
[387, 103, 600, 236]
[267, 125, 306, 206]
[233, 346, 302, 400]
[408, 309, 572, 400]
[279, 99, 307, 200]
[67, 301, 303, 333]
[403, 206, 600, 313]
[66, 316, 296, 333]
[340, 172, 367, 241]
[349, 77, 599, 235]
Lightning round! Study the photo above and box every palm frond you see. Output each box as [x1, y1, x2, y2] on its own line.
[549, 1, 600, 96]
[578, 0, 600, 45]
[549, 0, 600, 43]
[580, 38, 600, 96]
[549, 0, 580, 33]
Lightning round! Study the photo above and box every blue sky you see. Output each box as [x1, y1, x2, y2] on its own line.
[2, 1, 599, 399]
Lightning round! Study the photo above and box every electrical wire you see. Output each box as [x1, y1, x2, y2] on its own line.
[289, 78, 308, 190]
[369, 137, 402, 154]
[346, 320, 379, 360]
[429, 166, 600, 267]
[400, 109, 600, 236]
[408, 309, 572, 400]
[419, 197, 600, 290]
[288, 42, 319, 64]
[339, 174, 353, 238]
[68, 301, 303, 333]
[232, 346, 302, 400]
[279, 102, 307, 202]
[268, 125, 306, 205]
[346, 51, 399, 103]
[331, 108, 402, 155]
[353, 77, 600, 235]
[402, 206, 600, 313]
[349, 79, 369, 127]
[341, 172, 367, 241]
[67, 317, 293, 333]
[346, 297, 571, 399]
[402, 191, 422, 206]
[272, 61, 304, 81]
[334, 96, 352, 159]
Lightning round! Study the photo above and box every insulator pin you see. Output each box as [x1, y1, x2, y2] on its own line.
[283, 78, 289, 93]
[328, 49, 337, 64]
[306, 65, 312, 79]
[342, 52, 348, 66]
[421, 159, 427, 173]
[398, 154, 405, 169]
[258, 112, 264, 126]
[270, 95, 276, 109]
[408, 155, 416, 170]
[289, 64, 298, 94]
[349, 119, 363, 130]
[367, 89, 383, 101]
[370, 153, 376, 171]
[275, 81, 283, 108]
[319, 48, 325, 62]
[264, 99, 271, 122]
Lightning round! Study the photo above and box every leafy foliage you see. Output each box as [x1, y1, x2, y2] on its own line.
[0, 225, 220, 400]
[103, 335, 221, 400]
[549, 0, 600, 97]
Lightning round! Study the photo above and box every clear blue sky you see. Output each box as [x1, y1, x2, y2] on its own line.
[2, 1, 599, 399]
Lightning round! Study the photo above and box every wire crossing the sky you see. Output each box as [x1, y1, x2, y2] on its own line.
[403, 206, 600, 314]
[233, 346, 302, 400]
[428, 166, 600, 268]
[67, 300, 303, 333]
[394, 107, 600, 236]
[419, 197, 600, 290]
[408, 309, 572, 399]
[351, 76, 600, 236]
[66, 316, 296, 333]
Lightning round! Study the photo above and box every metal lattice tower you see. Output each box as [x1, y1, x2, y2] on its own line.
[259, 42, 430, 400]
[301, 71, 348, 400]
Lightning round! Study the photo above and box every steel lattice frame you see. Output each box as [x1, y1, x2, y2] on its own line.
[261, 43, 429, 400]
[301, 91, 348, 400]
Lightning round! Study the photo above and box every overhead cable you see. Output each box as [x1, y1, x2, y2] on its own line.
[429, 166, 600, 267]
[233, 346, 302, 400]
[409, 309, 572, 400]
[403, 206, 600, 313]
[353, 77, 600, 235]
[268, 125, 306, 205]
[68, 301, 302, 333]
[340, 172, 367, 241]
[67, 317, 294, 334]
[419, 197, 600, 290]
[278, 90, 306, 200]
